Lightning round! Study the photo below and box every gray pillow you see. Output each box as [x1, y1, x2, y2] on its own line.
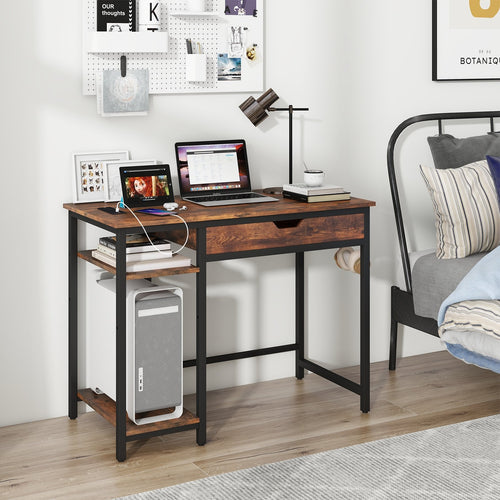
[427, 132, 500, 169]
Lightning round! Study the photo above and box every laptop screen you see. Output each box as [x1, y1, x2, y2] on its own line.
[175, 140, 251, 197]
[119, 164, 175, 207]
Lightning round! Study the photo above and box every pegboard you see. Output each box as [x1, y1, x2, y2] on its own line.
[83, 0, 264, 95]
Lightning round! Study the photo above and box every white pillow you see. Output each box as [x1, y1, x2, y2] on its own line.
[420, 160, 500, 259]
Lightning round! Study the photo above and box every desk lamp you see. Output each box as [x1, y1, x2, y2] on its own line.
[239, 88, 309, 193]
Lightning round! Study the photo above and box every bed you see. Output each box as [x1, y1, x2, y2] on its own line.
[387, 111, 500, 374]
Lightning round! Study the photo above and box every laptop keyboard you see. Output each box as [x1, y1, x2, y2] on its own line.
[190, 192, 264, 202]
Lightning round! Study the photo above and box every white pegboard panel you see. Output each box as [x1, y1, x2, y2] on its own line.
[83, 0, 264, 95]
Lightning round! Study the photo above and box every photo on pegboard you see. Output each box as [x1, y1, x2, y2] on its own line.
[218, 54, 242, 81]
[225, 0, 257, 16]
[97, 69, 149, 116]
[228, 26, 246, 57]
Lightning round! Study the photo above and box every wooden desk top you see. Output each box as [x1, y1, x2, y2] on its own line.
[63, 195, 375, 231]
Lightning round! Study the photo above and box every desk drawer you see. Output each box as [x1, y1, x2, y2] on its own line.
[206, 214, 365, 255]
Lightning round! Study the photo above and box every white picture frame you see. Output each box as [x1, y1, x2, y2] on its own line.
[103, 159, 159, 202]
[433, 0, 500, 81]
[72, 151, 129, 203]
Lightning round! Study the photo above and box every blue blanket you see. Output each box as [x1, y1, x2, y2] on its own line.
[438, 245, 500, 373]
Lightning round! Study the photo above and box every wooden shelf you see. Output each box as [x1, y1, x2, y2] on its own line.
[78, 389, 199, 438]
[78, 250, 200, 280]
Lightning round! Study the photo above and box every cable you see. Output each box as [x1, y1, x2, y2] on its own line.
[116, 202, 190, 256]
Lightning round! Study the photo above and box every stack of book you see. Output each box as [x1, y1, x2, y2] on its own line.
[282, 183, 351, 203]
[92, 233, 191, 272]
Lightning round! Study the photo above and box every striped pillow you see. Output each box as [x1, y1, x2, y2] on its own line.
[420, 160, 500, 259]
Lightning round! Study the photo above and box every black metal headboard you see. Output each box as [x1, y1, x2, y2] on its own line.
[387, 111, 500, 293]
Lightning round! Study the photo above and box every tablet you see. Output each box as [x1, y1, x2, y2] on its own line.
[119, 164, 175, 208]
[136, 208, 172, 216]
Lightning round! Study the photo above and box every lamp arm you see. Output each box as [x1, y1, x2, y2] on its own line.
[268, 106, 310, 183]
[269, 107, 310, 112]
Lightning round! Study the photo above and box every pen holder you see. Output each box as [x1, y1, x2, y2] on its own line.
[186, 53, 207, 82]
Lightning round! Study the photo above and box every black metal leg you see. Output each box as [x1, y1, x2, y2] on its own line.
[389, 315, 398, 371]
[295, 252, 305, 380]
[115, 233, 127, 462]
[196, 228, 207, 446]
[68, 214, 78, 420]
[360, 211, 370, 413]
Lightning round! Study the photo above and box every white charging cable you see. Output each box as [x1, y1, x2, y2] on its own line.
[116, 202, 190, 255]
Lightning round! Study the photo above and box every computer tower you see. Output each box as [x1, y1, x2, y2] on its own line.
[87, 275, 183, 425]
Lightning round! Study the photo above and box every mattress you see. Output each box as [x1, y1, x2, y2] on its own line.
[411, 251, 487, 320]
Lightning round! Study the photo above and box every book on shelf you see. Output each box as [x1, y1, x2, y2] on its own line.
[98, 234, 171, 254]
[97, 0, 137, 32]
[96, 243, 172, 261]
[283, 190, 351, 203]
[91, 249, 191, 272]
[282, 183, 345, 196]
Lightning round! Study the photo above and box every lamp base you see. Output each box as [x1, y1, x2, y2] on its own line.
[263, 186, 283, 195]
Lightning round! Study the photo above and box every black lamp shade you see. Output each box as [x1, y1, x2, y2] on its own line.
[256, 88, 279, 109]
[239, 88, 279, 126]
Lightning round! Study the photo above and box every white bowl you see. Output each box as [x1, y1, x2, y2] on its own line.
[303, 170, 324, 187]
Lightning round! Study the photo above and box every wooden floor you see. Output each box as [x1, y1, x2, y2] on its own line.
[1, 351, 499, 500]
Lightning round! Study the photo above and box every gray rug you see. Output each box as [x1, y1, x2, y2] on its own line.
[116, 414, 500, 500]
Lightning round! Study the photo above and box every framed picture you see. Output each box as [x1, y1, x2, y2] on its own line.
[72, 151, 129, 203]
[103, 159, 158, 202]
[224, 0, 257, 16]
[433, 0, 500, 81]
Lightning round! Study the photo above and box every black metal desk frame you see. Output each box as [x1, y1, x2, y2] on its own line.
[67, 201, 372, 461]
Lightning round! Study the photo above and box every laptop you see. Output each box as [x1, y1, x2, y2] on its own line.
[174, 139, 279, 206]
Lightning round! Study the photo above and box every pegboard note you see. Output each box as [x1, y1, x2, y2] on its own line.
[83, 0, 264, 95]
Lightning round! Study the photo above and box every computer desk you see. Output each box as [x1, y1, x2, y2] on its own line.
[64, 195, 375, 461]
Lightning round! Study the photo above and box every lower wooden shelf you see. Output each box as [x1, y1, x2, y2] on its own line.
[78, 250, 200, 280]
[78, 388, 199, 438]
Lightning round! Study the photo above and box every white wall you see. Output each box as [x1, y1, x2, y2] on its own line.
[2, 1, 499, 427]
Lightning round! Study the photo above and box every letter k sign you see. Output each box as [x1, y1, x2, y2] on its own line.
[149, 2, 159, 22]
[470, 0, 500, 18]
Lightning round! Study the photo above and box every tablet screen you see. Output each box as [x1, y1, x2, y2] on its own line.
[119, 164, 175, 207]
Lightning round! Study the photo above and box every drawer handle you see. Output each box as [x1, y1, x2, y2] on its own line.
[273, 219, 302, 229]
